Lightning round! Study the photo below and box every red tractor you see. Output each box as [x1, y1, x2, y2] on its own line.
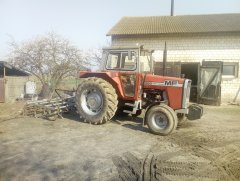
[76, 45, 202, 135]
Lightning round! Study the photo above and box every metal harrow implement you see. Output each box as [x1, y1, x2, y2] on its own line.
[23, 89, 75, 121]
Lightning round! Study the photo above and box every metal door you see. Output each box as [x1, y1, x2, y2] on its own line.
[0, 79, 5, 103]
[198, 61, 223, 105]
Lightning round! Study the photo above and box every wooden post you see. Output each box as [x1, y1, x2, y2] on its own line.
[233, 86, 240, 102]
[3, 66, 5, 78]
[0, 66, 6, 103]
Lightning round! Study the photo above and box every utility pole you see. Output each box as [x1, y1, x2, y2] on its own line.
[171, 0, 174, 16]
[163, 0, 173, 76]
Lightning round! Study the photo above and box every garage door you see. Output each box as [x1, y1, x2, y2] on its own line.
[0, 79, 5, 103]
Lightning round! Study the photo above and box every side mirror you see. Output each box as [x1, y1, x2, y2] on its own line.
[128, 51, 132, 60]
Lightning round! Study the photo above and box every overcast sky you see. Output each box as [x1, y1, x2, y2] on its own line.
[0, 0, 240, 59]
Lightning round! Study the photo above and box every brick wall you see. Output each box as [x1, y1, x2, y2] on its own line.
[111, 32, 240, 103]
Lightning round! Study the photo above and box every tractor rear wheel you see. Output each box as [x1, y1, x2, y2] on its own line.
[76, 77, 118, 124]
[146, 104, 178, 135]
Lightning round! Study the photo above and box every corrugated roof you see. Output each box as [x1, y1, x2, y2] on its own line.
[107, 13, 240, 36]
[0, 61, 29, 76]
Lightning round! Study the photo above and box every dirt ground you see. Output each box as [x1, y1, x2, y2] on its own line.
[0, 103, 240, 181]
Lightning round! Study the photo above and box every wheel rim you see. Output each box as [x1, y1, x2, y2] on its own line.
[80, 88, 103, 116]
[151, 112, 168, 130]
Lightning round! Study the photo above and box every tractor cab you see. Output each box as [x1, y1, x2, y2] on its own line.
[102, 45, 153, 74]
[101, 46, 154, 100]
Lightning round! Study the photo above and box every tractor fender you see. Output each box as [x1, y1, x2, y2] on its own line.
[79, 72, 125, 99]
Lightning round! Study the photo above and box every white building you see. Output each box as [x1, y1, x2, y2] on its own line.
[107, 13, 240, 104]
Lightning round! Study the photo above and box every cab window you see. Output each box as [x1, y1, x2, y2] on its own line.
[106, 51, 136, 70]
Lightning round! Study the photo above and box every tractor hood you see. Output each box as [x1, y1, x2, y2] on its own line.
[144, 74, 185, 88]
[143, 74, 191, 110]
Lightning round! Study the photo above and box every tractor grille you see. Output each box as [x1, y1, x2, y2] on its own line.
[182, 79, 191, 109]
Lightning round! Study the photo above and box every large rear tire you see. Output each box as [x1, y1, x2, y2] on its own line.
[76, 77, 118, 124]
[146, 104, 178, 135]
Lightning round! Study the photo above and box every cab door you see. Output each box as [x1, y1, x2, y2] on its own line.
[116, 50, 141, 100]
[119, 73, 142, 100]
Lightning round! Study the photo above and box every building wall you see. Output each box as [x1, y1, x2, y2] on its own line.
[111, 32, 240, 103]
[5, 76, 29, 102]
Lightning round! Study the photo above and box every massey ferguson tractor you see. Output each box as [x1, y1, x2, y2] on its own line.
[75, 45, 203, 135]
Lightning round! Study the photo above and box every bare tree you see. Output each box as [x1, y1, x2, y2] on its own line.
[8, 32, 87, 98]
[84, 48, 103, 71]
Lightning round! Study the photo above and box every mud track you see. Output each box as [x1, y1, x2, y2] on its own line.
[113, 105, 240, 181]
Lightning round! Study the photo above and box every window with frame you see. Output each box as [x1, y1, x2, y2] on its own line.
[106, 51, 137, 70]
[222, 63, 238, 78]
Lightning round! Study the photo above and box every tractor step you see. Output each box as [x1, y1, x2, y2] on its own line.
[124, 103, 135, 107]
[123, 110, 132, 114]
[123, 100, 142, 115]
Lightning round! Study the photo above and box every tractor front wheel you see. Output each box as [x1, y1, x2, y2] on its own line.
[76, 77, 118, 124]
[146, 104, 178, 135]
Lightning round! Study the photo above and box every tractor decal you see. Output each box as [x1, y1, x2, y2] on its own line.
[144, 81, 183, 87]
